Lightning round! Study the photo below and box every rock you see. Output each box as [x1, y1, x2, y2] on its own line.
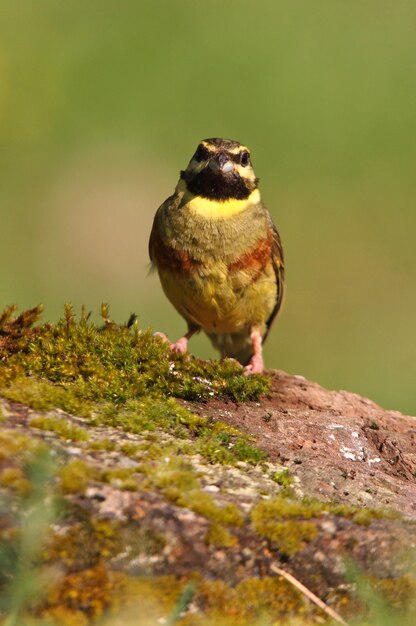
[186, 370, 416, 518]
[1, 370, 416, 625]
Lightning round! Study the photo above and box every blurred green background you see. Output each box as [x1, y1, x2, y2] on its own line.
[1, 1, 415, 413]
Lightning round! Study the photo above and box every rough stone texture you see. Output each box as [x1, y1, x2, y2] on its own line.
[185, 370, 416, 519]
[1, 370, 416, 619]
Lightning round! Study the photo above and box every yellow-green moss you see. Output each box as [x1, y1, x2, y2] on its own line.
[149, 457, 199, 491]
[29, 415, 89, 442]
[0, 430, 44, 461]
[38, 563, 125, 624]
[1, 376, 94, 416]
[58, 459, 97, 494]
[0, 466, 31, 496]
[45, 518, 124, 570]
[88, 438, 116, 451]
[205, 524, 238, 548]
[119, 441, 141, 457]
[271, 468, 293, 487]
[195, 576, 314, 623]
[257, 518, 318, 556]
[251, 495, 400, 557]
[179, 491, 244, 527]
[0, 304, 269, 404]
[100, 467, 140, 491]
[0, 305, 269, 467]
[141, 457, 244, 526]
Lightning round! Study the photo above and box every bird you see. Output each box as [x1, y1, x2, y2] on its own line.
[148, 138, 284, 374]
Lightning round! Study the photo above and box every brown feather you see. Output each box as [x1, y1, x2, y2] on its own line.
[263, 222, 285, 343]
[227, 230, 273, 281]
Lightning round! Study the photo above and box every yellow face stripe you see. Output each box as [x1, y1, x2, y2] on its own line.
[201, 140, 249, 155]
[178, 184, 261, 219]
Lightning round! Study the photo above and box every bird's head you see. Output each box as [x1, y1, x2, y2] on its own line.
[180, 138, 258, 201]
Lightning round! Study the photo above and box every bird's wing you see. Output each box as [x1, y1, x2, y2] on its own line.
[263, 220, 285, 342]
[148, 193, 177, 268]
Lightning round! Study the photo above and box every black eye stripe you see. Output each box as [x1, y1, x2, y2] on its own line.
[193, 145, 251, 165]
[193, 145, 211, 162]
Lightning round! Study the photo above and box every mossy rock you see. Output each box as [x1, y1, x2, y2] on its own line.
[0, 305, 415, 626]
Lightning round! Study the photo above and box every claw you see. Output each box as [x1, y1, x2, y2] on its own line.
[153, 331, 173, 346]
[153, 327, 199, 355]
[171, 336, 189, 354]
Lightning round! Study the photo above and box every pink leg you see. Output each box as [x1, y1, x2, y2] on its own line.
[244, 328, 264, 375]
[154, 326, 198, 354]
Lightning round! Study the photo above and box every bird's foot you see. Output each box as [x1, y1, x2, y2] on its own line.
[244, 354, 264, 375]
[171, 336, 189, 354]
[244, 328, 264, 375]
[153, 332, 189, 354]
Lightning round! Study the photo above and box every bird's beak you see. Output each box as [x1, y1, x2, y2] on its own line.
[208, 152, 234, 173]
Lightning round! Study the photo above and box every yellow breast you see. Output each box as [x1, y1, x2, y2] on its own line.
[176, 179, 261, 219]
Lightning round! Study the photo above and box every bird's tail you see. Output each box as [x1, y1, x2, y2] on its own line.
[206, 331, 253, 366]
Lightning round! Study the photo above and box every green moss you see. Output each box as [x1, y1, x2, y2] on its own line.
[100, 466, 140, 491]
[140, 457, 244, 527]
[0, 429, 47, 463]
[88, 438, 116, 451]
[251, 495, 400, 557]
[196, 576, 313, 623]
[179, 491, 244, 527]
[58, 459, 97, 494]
[0, 466, 31, 495]
[95, 398, 264, 466]
[37, 517, 182, 625]
[327, 502, 400, 525]
[0, 377, 93, 416]
[205, 524, 237, 548]
[39, 563, 125, 625]
[0, 304, 268, 405]
[0, 305, 269, 467]
[257, 518, 318, 556]
[29, 415, 89, 441]
[150, 458, 199, 493]
[193, 420, 266, 465]
[253, 494, 398, 524]
[44, 518, 123, 570]
[251, 495, 320, 555]
[271, 468, 293, 487]
[119, 441, 141, 457]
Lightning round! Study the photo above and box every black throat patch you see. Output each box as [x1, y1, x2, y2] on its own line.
[181, 168, 256, 201]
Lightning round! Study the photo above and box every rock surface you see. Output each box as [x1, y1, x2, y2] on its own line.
[185, 370, 416, 519]
[1, 370, 416, 624]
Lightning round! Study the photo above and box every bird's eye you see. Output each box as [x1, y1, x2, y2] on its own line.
[194, 145, 207, 162]
[240, 151, 250, 166]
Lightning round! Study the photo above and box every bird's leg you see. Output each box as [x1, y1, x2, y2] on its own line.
[244, 328, 264, 375]
[171, 325, 199, 353]
[154, 325, 199, 354]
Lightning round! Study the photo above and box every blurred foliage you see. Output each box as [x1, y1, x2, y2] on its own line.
[0, 447, 58, 625]
[0, 0, 415, 412]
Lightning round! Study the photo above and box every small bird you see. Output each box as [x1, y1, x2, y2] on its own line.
[148, 138, 284, 374]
